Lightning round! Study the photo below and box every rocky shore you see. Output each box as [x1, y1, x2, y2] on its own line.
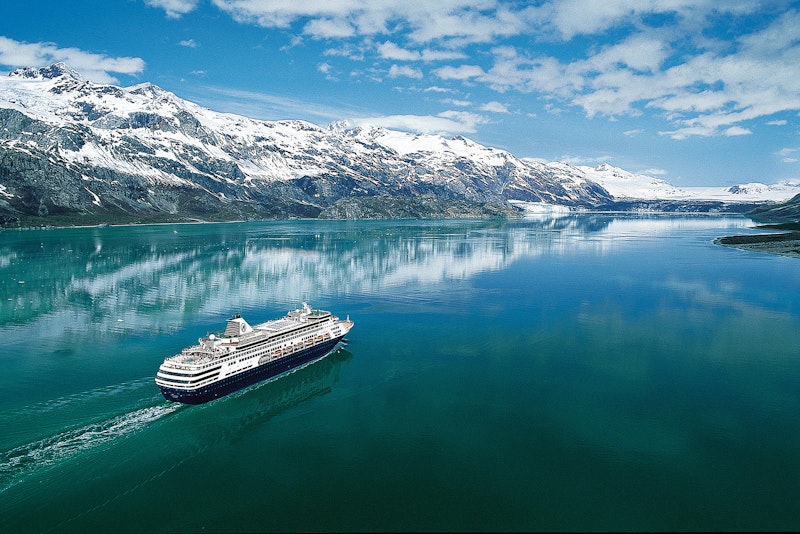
[714, 230, 800, 258]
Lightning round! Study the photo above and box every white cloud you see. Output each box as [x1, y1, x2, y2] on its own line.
[179, 39, 198, 48]
[777, 149, 800, 163]
[0, 36, 145, 83]
[203, 1, 800, 141]
[443, 98, 472, 107]
[480, 101, 509, 113]
[144, 0, 199, 19]
[723, 126, 752, 136]
[377, 42, 466, 63]
[207, 0, 759, 47]
[347, 110, 488, 135]
[434, 64, 485, 81]
[304, 18, 355, 39]
[210, 1, 534, 45]
[378, 42, 419, 61]
[202, 85, 356, 122]
[535, 0, 761, 40]
[767, 119, 787, 126]
[558, 154, 616, 167]
[641, 168, 668, 176]
[421, 49, 467, 62]
[438, 110, 489, 130]
[583, 34, 669, 74]
[388, 64, 422, 79]
[454, 9, 800, 138]
[323, 44, 365, 61]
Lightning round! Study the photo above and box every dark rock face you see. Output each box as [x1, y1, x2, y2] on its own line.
[747, 193, 800, 223]
[595, 199, 763, 214]
[318, 195, 521, 219]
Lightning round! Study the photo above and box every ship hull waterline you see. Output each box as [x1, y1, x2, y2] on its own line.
[158, 337, 343, 405]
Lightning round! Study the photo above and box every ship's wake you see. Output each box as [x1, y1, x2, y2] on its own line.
[1, 348, 353, 496]
[0, 402, 182, 494]
[5, 378, 155, 418]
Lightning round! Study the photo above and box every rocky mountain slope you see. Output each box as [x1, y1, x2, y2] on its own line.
[1, 63, 796, 225]
[0, 63, 610, 225]
[746, 193, 800, 223]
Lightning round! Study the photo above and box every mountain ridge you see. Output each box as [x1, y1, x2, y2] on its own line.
[1, 63, 797, 226]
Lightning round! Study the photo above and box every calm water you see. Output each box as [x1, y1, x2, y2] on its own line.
[1, 215, 800, 532]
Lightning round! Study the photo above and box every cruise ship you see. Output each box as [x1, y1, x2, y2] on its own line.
[156, 303, 354, 404]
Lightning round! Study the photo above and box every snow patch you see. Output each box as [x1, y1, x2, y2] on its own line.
[84, 187, 101, 206]
[509, 200, 572, 217]
[0, 184, 15, 198]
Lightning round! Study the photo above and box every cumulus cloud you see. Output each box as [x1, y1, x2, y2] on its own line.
[424, 86, 452, 93]
[435, 64, 485, 81]
[0, 36, 145, 83]
[144, 0, 199, 19]
[480, 101, 509, 113]
[533, 0, 762, 41]
[378, 42, 419, 61]
[378, 42, 465, 63]
[347, 110, 488, 135]
[211, 0, 533, 44]
[304, 18, 355, 39]
[388, 64, 422, 79]
[203, 1, 800, 140]
[464, 9, 800, 138]
[443, 98, 472, 107]
[723, 126, 752, 136]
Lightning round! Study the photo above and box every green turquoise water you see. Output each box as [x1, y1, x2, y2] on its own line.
[2, 215, 800, 532]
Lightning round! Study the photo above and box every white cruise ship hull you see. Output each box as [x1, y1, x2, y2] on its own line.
[155, 303, 353, 405]
[158, 336, 343, 404]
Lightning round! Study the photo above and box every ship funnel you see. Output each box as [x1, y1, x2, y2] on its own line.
[224, 315, 252, 337]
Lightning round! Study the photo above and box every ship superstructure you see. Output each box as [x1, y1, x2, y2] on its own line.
[156, 303, 353, 404]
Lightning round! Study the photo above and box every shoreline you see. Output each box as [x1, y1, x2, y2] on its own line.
[714, 231, 800, 258]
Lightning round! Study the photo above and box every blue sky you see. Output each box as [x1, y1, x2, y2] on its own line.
[2, 1, 800, 186]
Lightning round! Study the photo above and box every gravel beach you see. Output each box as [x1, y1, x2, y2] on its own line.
[714, 232, 800, 258]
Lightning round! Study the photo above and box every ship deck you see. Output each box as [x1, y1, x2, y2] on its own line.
[163, 309, 336, 368]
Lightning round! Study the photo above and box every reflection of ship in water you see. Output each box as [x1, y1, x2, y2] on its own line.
[199, 347, 354, 441]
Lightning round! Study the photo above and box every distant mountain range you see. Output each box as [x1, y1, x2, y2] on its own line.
[1, 62, 799, 225]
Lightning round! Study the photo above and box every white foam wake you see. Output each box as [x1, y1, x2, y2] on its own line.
[0, 403, 181, 493]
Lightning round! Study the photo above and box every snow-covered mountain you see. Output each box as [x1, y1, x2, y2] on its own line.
[580, 163, 800, 203]
[0, 63, 613, 223]
[0, 63, 795, 225]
